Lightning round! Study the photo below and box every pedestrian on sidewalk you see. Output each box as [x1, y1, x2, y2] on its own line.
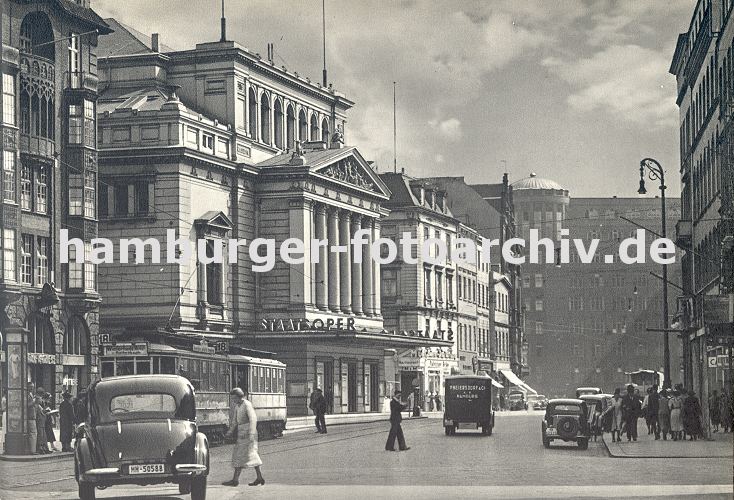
[621, 385, 641, 442]
[709, 390, 721, 433]
[42, 393, 58, 452]
[642, 388, 651, 434]
[682, 390, 703, 441]
[719, 388, 732, 433]
[669, 389, 684, 441]
[604, 388, 623, 442]
[59, 392, 75, 452]
[647, 385, 660, 440]
[313, 388, 327, 434]
[385, 389, 410, 452]
[26, 384, 37, 454]
[658, 388, 671, 441]
[34, 394, 49, 454]
[223, 388, 265, 487]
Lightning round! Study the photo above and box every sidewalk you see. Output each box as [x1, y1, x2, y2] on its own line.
[602, 427, 734, 458]
[0, 427, 74, 462]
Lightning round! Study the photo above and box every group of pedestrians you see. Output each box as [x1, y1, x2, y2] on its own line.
[603, 383, 729, 442]
[25, 385, 87, 455]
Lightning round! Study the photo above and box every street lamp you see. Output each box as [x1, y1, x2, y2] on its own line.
[638, 157, 671, 389]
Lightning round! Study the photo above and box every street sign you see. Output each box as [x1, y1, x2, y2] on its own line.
[717, 355, 730, 369]
[708, 356, 718, 368]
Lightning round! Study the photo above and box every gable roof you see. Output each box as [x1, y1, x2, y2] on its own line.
[56, 0, 112, 34]
[98, 18, 175, 58]
[379, 172, 454, 218]
[256, 146, 391, 200]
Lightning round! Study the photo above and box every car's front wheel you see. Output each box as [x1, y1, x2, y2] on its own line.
[78, 481, 95, 500]
[191, 475, 207, 500]
[179, 479, 192, 494]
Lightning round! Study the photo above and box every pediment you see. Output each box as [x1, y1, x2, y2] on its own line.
[312, 149, 391, 199]
[194, 211, 233, 233]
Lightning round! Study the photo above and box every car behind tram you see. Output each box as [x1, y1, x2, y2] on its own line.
[100, 338, 286, 442]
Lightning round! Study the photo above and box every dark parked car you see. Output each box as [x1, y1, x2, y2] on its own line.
[508, 390, 527, 411]
[443, 375, 495, 436]
[578, 394, 613, 440]
[74, 375, 209, 500]
[541, 398, 590, 450]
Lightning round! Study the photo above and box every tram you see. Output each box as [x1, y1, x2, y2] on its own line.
[99, 336, 287, 443]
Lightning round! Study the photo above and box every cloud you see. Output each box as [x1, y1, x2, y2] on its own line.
[545, 45, 678, 128]
[429, 118, 463, 141]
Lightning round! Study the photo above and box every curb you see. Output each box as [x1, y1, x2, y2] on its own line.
[600, 433, 730, 459]
[0, 451, 73, 462]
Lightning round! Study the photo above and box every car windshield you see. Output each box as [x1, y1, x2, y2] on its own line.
[109, 393, 177, 417]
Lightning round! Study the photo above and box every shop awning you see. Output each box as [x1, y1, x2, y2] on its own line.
[520, 382, 537, 395]
[489, 377, 504, 389]
[499, 369, 525, 388]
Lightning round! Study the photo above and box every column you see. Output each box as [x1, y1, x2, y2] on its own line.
[327, 208, 340, 312]
[339, 210, 352, 313]
[372, 219, 381, 317]
[351, 214, 363, 315]
[314, 204, 328, 311]
[361, 217, 374, 316]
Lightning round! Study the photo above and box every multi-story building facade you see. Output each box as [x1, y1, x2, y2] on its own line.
[94, 20, 450, 418]
[670, 0, 734, 423]
[0, 0, 111, 454]
[378, 173, 459, 406]
[512, 173, 682, 397]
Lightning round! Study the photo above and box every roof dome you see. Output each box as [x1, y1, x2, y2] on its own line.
[511, 172, 564, 191]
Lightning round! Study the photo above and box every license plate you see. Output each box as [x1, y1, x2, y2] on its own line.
[129, 464, 165, 475]
[546, 428, 557, 435]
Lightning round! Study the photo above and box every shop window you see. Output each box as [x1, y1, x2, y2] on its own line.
[64, 316, 87, 355]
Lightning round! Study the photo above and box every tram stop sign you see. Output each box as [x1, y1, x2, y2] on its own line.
[708, 356, 719, 368]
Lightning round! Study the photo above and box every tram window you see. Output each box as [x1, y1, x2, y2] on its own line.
[152, 357, 160, 374]
[265, 367, 271, 392]
[136, 359, 151, 374]
[217, 362, 227, 391]
[277, 369, 284, 393]
[251, 366, 259, 393]
[259, 367, 265, 392]
[160, 356, 176, 374]
[202, 360, 209, 390]
[115, 358, 134, 376]
[101, 361, 114, 378]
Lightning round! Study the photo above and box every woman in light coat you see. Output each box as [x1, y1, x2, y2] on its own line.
[669, 389, 684, 441]
[602, 388, 624, 442]
[223, 388, 265, 487]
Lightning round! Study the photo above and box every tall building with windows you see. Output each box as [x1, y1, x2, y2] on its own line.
[670, 0, 734, 420]
[512, 173, 681, 398]
[94, 20, 449, 418]
[0, 0, 111, 454]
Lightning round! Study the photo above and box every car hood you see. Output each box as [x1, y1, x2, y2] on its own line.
[91, 420, 196, 466]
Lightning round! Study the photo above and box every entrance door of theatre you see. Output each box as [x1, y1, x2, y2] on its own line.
[347, 362, 357, 413]
[365, 362, 379, 412]
[316, 360, 335, 413]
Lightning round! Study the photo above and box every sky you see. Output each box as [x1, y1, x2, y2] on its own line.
[94, 0, 696, 198]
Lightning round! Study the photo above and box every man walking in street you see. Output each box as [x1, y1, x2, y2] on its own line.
[621, 385, 641, 442]
[313, 388, 327, 434]
[385, 390, 410, 452]
[647, 385, 660, 440]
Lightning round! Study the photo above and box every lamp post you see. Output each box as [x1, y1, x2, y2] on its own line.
[638, 158, 671, 389]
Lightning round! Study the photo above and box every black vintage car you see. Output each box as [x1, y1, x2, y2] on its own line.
[74, 375, 209, 500]
[541, 398, 590, 450]
[443, 375, 495, 436]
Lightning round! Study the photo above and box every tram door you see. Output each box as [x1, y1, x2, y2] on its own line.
[232, 365, 249, 393]
[316, 361, 334, 414]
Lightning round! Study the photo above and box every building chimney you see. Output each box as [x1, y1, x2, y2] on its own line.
[151, 33, 160, 52]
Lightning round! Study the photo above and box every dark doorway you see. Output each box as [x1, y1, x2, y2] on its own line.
[369, 363, 380, 412]
[347, 362, 357, 412]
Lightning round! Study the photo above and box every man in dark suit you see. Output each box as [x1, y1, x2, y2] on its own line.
[313, 389, 328, 434]
[385, 390, 410, 451]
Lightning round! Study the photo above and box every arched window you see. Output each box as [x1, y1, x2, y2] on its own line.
[310, 113, 318, 141]
[260, 93, 271, 145]
[286, 105, 296, 150]
[321, 117, 330, 145]
[28, 314, 54, 354]
[20, 12, 55, 61]
[64, 316, 88, 355]
[273, 98, 283, 149]
[298, 109, 308, 142]
[248, 88, 258, 139]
